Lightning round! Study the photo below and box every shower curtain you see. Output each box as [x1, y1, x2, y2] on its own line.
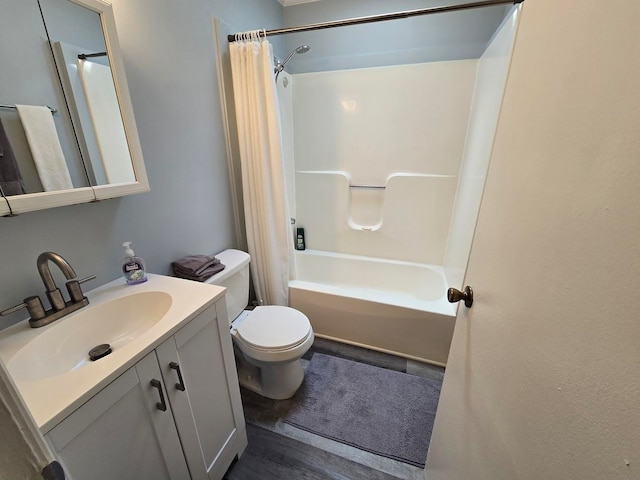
[229, 31, 293, 306]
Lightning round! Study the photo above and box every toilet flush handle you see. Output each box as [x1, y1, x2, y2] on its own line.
[447, 286, 473, 308]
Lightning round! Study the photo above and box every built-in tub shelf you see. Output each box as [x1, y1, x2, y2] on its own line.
[296, 170, 456, 232]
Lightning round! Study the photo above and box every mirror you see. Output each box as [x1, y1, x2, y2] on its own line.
[0, 0, 148, 215]
[44, 0, 137, 187]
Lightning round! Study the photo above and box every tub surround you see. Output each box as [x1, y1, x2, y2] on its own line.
[444, 8, 520, 290]
[290, 60, 477, 265]
[279, 59, 482, 367]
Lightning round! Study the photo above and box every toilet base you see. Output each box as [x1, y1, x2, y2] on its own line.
[236, 364, 262, 394]
[234, 345, 305, 400]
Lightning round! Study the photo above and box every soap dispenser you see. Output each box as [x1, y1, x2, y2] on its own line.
[121, 241, 147, 285]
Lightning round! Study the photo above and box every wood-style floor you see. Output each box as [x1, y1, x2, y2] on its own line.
[225, 423, 402, 480]
[224, 338, 445, 480]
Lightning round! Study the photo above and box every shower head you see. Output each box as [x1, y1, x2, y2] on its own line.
[275, 45, 310, 80]
[294, 45, 310, 55]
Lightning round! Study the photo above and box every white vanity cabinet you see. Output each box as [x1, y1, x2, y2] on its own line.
[156, 299, 246, 479]
[46, 351, 191, 479]
[44, 299, 247, 480]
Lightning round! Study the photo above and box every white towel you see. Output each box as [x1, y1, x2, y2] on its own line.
[15, 104, 73, 191]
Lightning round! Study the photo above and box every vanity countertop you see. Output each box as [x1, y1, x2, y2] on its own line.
[0, 274, 226, 433]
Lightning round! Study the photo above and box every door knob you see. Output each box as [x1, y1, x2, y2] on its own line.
[447, 286, 473, 308]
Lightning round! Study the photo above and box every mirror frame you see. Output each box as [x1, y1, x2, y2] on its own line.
[0, 0, 148, 217]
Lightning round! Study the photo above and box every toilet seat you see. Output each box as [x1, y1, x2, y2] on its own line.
[235, 306, 311, 352]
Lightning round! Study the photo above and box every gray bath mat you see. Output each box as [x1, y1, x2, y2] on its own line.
[284, 353, 442, 468]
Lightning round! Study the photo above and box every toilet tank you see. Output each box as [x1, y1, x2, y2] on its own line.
[204, 249, 250, 325]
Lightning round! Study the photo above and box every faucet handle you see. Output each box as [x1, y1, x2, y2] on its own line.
[1, 296, 46, 320]
[0, 303, 27, 316]
[66, 275, 96, 303]
[78, 274, 97, 284]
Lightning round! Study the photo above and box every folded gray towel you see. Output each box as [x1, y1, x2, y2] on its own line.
[172, 254, 221, 276]
[173, 262, 225, 282]
[0, 119, 26, 196]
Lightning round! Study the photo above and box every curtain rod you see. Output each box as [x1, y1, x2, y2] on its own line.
[228, 0, 523, 42]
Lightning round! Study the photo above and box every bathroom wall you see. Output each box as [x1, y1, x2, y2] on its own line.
[443, 8, 520, 289]
[291, 59, 477, 265]
[0, 0, 283, 328]
[282, 0, 511, 73]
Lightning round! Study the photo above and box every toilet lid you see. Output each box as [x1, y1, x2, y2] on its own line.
[236, 306, 311, 351]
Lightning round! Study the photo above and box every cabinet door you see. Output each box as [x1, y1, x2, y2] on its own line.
[156, 301, 246, 480]
[46, 352, 190, 480]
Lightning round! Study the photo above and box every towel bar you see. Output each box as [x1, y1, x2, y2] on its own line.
[0, 104, 57, 114]
[349, 184, 386, 190]
[77, 51, 107, 60]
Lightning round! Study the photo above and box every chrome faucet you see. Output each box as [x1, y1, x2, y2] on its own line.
[0, 252, 95, 328]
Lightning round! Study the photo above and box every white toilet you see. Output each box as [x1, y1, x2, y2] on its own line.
[205, 249, 314, 399]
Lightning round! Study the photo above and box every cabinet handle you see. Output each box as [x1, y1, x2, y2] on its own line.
[169, 362, 186, 392]
[150, 379, 167, 411]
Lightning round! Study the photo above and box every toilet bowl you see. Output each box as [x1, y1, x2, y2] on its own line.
[231, 306, 313, 399]
[205, 249, 314, 399]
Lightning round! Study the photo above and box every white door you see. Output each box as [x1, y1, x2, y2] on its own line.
[426, 1, 640, 479]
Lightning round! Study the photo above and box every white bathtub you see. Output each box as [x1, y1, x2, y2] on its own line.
[289, 250, 456, 366]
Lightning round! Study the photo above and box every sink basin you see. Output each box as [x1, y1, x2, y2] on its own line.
[7, 291, 172, 381]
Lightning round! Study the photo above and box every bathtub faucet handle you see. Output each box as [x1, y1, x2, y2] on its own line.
[447, 286, 473, 308]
